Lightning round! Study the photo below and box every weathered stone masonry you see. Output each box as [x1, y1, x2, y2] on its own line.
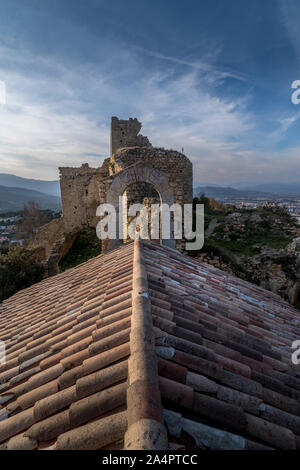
[34, 117, 193, 273]
[110, 116, 151, 157]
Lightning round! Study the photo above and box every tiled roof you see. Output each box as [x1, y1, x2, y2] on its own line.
[0, 240, 300, 450]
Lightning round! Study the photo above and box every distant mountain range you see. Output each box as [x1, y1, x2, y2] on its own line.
[193, 186, 274, 199]
[245, 183, 300, 195]
[194, 182, 300, 197]
[0, 185, 61, 212]
[0, 173, 60, 196]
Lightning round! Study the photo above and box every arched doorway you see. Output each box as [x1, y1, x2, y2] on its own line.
[122, 181, 161, 243]
[105, 163, 176, 249]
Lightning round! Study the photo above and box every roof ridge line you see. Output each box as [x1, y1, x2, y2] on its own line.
[124, 239, 168, 450]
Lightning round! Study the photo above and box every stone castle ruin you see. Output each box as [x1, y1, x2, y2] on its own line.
[34, 117, 193, 274]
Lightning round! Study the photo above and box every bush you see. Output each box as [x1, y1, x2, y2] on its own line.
[58, 229, 102, 272]
[0, 245, 44, 302]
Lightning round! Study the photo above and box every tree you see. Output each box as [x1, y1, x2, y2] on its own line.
[16, 201, 49, 242]
[0, 245, 44, 302]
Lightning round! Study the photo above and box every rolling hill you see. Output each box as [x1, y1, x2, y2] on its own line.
[0, 174, 60, 196]
[194, 181, 300, 196]
[193, 185, 274, 199]
[245, 183, 300, 195]
[0, 185, 61, 212]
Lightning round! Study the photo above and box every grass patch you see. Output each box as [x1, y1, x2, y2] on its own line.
[205, 238, 259, 257]
[210, 234, 292, 257]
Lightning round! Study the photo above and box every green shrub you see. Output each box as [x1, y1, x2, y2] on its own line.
[59, 229, 102, 272]
[0, 245, 44, 302]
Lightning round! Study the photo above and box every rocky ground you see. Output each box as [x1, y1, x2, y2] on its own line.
[191, 200, 300, 309]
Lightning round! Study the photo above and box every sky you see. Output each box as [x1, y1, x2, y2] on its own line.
[0, 0, 300, 185]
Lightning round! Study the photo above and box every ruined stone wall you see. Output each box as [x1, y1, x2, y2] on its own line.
[58, 119, 192, 235]
[124, 182, 161, 205]
[113, 146, 193, 205]
[110, 116, 151, 157]
[34, 116, 193, 269]
[59, 160, 110, 231]
[33, 217, 65, 259]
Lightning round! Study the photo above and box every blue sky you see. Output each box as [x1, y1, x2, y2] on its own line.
[0, 0, 300, 184]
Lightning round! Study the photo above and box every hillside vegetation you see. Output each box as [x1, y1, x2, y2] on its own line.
[0, 185, 61, 212]
[0, 245, 44, 302]
[59, 228, 102, 272]
[191, 195, 300, 308]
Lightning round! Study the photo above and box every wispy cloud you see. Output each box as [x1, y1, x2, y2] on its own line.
[278, 112, 300, 134]
[134, 46, 248, 83]
[0, 40, 253, 180]
[0, 34, 299, 185]
[0, 44, 112, 178]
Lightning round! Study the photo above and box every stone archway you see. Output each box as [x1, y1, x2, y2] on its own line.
[121, 182, 161, 245]
[105, 162, 176, 249]
[107, 163, 174, 206]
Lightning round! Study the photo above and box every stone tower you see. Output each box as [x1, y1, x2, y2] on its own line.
[34, 117, 193, 272]
[110, 116, 151, 156]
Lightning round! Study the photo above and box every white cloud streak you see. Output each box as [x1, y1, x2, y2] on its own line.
[0, 39, 299, 184]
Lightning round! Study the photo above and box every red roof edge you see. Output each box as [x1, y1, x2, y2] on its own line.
[124, 239, 168, 450]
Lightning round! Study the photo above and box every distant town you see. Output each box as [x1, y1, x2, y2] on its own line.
[0, 210, 61, 247]
[0, 214, 22, 247]
[194, 185, 300, 225]
[218, 195, 300, 225]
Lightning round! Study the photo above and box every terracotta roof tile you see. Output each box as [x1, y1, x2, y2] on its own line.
[82, 342, 130, 376]
[75, 359, 128, 399]
[245, 413, 296, 449]
[55, 410, 127, 450]
[0, 243, 136, 449]
[0, 239, 299, 449]
[69, 381, 127, 427]
[5, 433, 38, 450]
[26, 409, 71, 441]
[0, 408, 34, 443]
[192, 392, 248, 433]
[17, 379, 59, 410]
[142, 240, 300, 449]
[34, 385, 77, 421]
